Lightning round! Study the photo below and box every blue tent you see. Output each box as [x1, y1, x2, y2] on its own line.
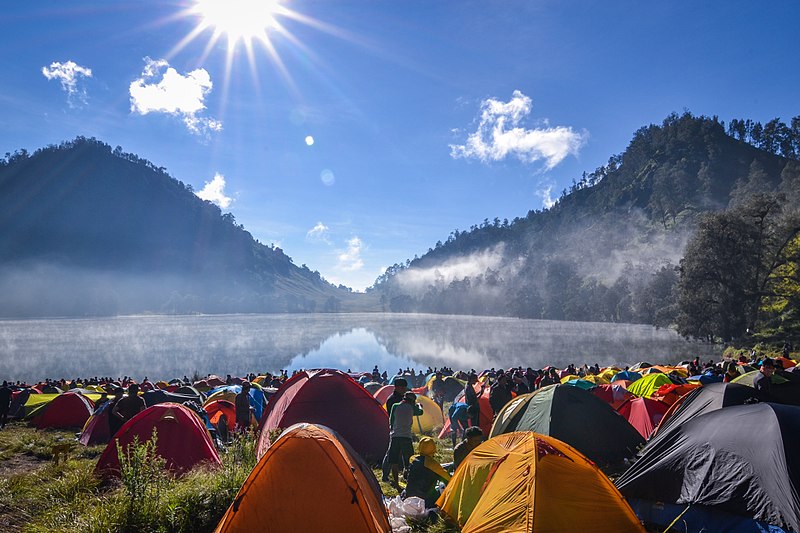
[612, 371, 642, 383]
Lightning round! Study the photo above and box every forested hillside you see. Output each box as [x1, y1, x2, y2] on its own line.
[0, 138, 375, 316]
[371, 112, 800, 340]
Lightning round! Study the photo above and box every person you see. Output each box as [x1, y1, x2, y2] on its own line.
[431, 371, 446, 411]
[382, 392, 423, 485]
[0, 381, 12, 429]
[94, 392, 109, 411]
[235, 381, 254, 432]
[511, 372, 530, 395]
[723, 362, 739, 383]
[489, 373, 512, 418]
[464, 373, 484, 428]
[381, 378, 409, 481]
[112, 384, 145, 434]
[448, 401, 470, 447]
[404, 437, 451, 508]
[753, 358, 775, 395]
[453, 426, 484, 471]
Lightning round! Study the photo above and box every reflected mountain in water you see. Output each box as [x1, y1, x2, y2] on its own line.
[0, 313, 717, 382]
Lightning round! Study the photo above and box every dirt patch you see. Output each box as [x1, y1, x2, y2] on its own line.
[0, 454, 47, 478]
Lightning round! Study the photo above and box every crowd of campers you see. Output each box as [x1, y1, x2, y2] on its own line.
[1, 350, 800, 532]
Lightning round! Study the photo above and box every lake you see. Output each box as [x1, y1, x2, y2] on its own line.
[0, 313, 718, 382]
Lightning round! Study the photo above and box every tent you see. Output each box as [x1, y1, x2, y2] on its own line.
[363, 381, 383, 395]
[373, 386, 444, 434]
[426, 375, 465, 402]
[626, 373, 675, 398]
[563, 378, 596, 391]
[205, 385, 266, 420]
[616, 397, 669, 439]
[437, 432, 645, 533]
[204, 399, 236, 431]
[95, 403, 221, 478]
[616, 403, 800, 533]
[591, 383, 637, 410]
[732, 370, 800, 405]
[650, 382, 765, 442]
[33, 391, 94, 429]
[258, 369, 389, 463]
[373, 384, 395, 406]
[612, 371, 642, 383]
[490, 384, 643, 465]
[79, 401, 113, 445]
[143, 389, 202, 407]
[215, 423, 390, 533]
[437, 384, 493, 439]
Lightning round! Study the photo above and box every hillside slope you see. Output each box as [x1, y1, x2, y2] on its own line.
[0, 138, 376, 317]
[372, 113, 796, 324]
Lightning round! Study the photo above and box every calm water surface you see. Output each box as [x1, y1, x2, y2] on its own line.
[0, 313, 717, 382]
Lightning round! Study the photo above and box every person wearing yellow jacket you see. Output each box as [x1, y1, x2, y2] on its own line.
[403, 437, 451, 508]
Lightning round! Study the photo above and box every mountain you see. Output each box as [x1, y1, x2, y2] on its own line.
[371, 112, 799, 325]
[0, 137, 377, 317]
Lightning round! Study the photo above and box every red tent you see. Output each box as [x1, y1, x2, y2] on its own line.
[94, 403, 221, 478]
[373, 385, 395, 406]
[591, 384, 636, 410]
[616, 397, 670, 439]
[258, 369, 388, 463]
[79, 402, 112, 445]
[437, 383, 492, 439]
[33, 392, 94, 429]
[204, 399, 236, 431]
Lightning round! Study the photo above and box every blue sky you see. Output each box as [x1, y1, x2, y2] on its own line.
[2, 1, 798, 290]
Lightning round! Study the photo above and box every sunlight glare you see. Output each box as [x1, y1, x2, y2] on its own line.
[193, 0, 283, 44]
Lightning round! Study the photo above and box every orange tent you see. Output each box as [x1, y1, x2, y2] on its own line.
[215, 423, 390, 533]
[437, 432, 644, 532]
[204, 399, 236, 431]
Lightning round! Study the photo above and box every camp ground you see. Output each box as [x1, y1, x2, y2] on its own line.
[3, 358, 800, 532]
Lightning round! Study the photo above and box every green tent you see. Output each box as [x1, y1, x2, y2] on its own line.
[490, 384, 644, 465]
[626, 373, 673, 398]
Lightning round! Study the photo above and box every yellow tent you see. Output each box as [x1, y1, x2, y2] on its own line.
[599, 367, 620, 381]
[559, 374, 581, 384]
[581, 374, 610, 385]
[437, 432, 644, 533]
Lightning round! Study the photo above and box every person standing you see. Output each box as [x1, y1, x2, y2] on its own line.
[489, 373, 512, 419]
[235, 381, 254, 433]
[753, 358, 775, 395]
[464, 373, 484, 428]
[382, 392, 423, 485]
[112, 384, 145, 434]
[381, 378, 408, 481]
[0, 381, 12, 429]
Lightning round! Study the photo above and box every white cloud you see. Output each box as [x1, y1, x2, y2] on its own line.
[338, 237, 365, 271]
[129, 57, 222, 135]
[306, 222, 330, 243]
[41, 60, 92, 106]
[450, 90, 587, 169]
[396, 245, 507, 295]
[536, 184, 556, 209]
[196, 173, 232, 208]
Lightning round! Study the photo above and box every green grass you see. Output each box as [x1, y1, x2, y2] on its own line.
[0, 423, 462, 532]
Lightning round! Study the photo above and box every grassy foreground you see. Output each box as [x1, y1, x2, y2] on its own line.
[0, 423, 458, 533]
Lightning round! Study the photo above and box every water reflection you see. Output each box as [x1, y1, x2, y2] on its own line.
[0, 313, 717, 382]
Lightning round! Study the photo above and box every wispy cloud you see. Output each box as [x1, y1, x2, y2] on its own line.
[41, 60, 92, 107]
[338, 237, 365, 271]
[450, 90, 587, 169]
[196, 173, 232, 208]
[536, 184, 556, 209]
[129, 57, 221, 135]
[306, 222, 331, 243]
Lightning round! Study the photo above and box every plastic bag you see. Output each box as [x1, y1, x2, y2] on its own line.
[385, 496, 426, 532]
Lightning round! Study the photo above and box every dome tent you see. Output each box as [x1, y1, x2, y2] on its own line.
[33, 391, 94, 429]
[437, 431, 644, 533]
[490, 384, 643, 465]
[95, 403, 220, 478]
[259, 369, 388, 463]
[215, 423, 390, 533]
[616, 403, 800, 532]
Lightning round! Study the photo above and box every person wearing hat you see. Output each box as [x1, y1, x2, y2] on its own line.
[382, 391, 423, 485]
[235, 381, 254, 433]
[403, 437, 451, 508]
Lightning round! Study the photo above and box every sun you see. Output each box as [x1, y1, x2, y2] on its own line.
[191, 0, 283, 44]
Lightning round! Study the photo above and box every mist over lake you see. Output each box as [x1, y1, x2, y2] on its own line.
[0, 313, 717, 382]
